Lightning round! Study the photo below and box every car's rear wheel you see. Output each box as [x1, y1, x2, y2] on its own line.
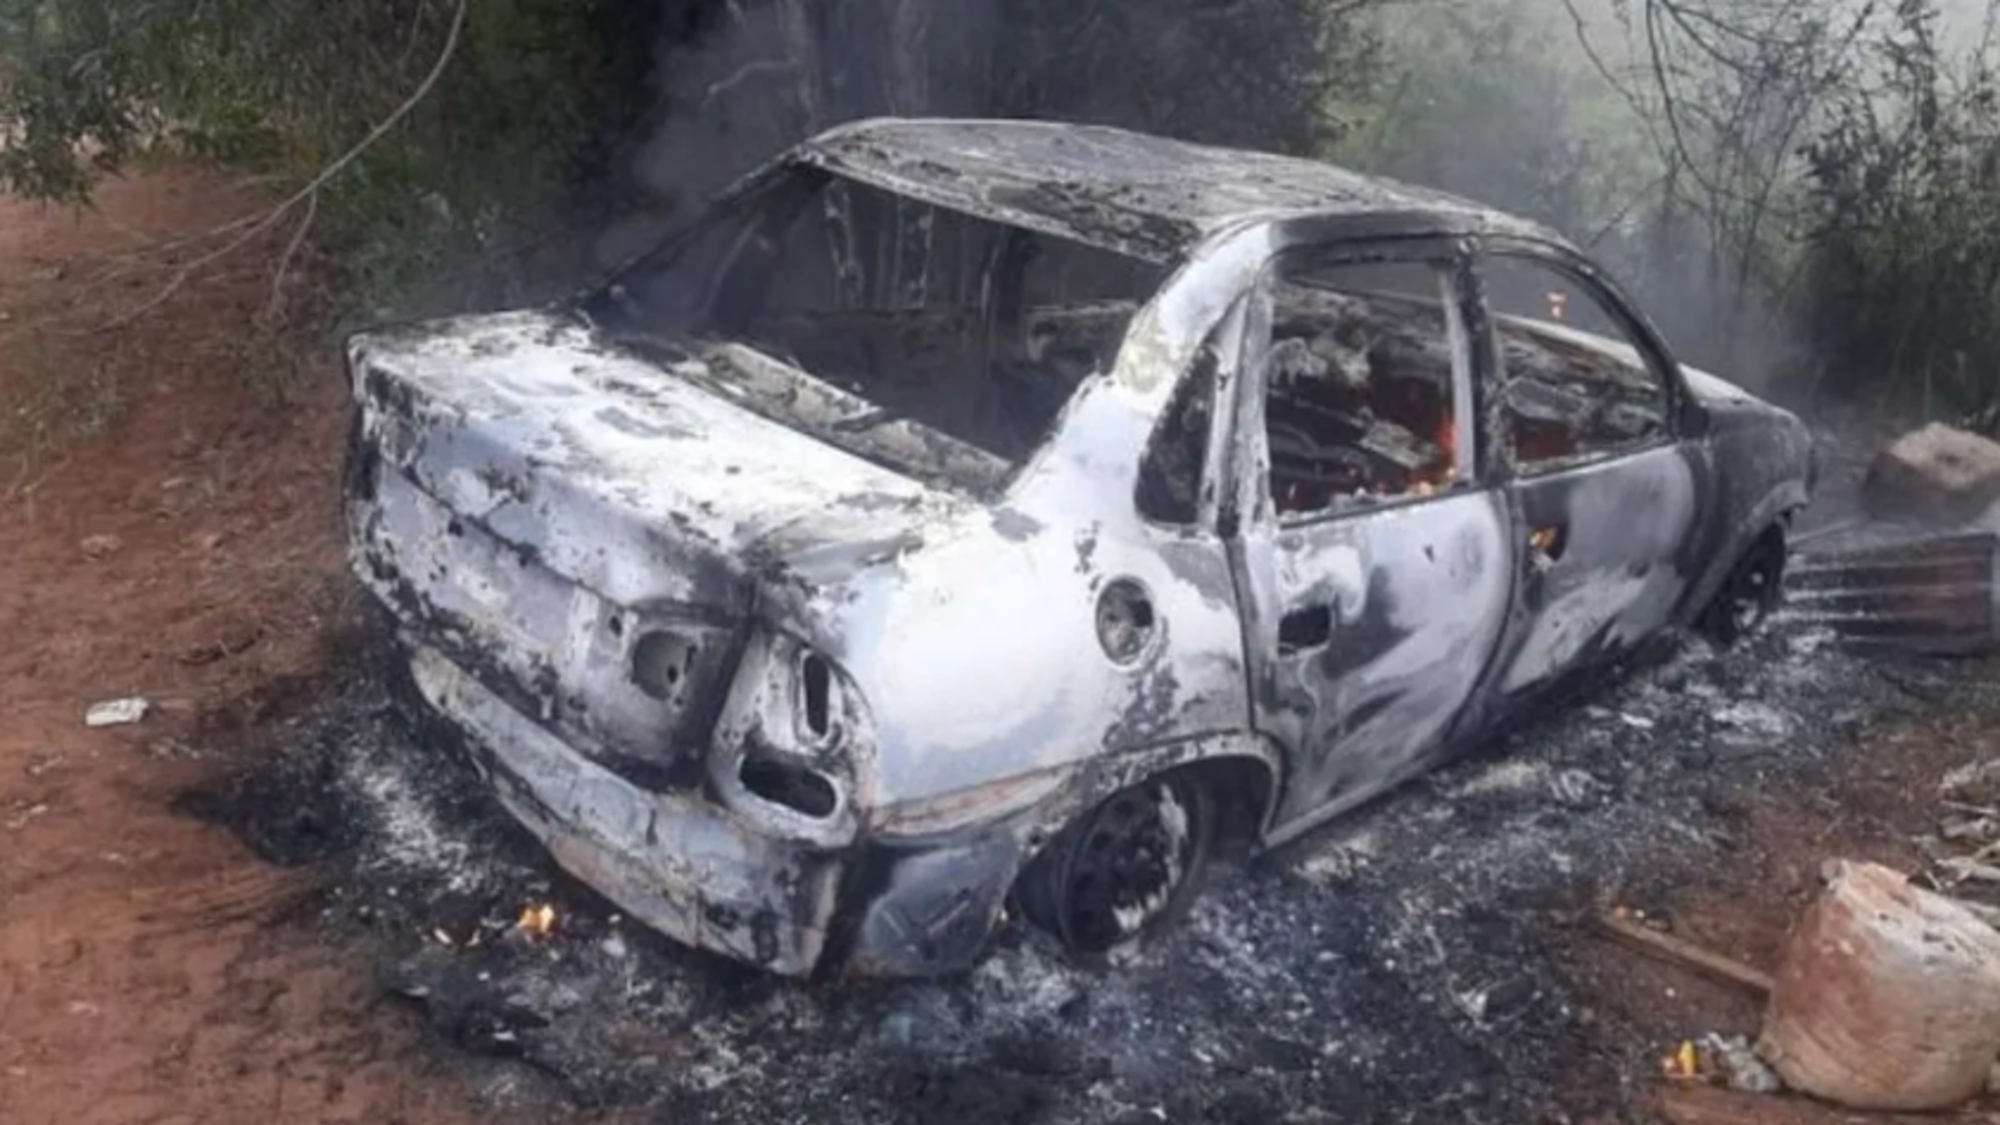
[1698, 527, 1787, 646]
[1015, 770, 1217, 958]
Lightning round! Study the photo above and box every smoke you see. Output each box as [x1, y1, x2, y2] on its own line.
[1339, 0, 1812, 387]
[596, 0, 1970, 397]
[595, 0, 1354, 266]
[597, 0, 1007, 266]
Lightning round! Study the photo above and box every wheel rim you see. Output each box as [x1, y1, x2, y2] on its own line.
[1056, 777, 1205, 954]
[1725, 545, 1783, 635]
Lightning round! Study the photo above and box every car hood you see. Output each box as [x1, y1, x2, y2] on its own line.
[1679, 364, 1770, 410]
[1489, 312, 1788, 417]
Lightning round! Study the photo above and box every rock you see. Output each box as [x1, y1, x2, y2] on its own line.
[1757, 860, 2000, 1110]
[1862, 423, 2000, 525]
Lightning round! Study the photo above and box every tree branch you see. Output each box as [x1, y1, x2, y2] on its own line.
[98, 0, 469, 329]
[262, 187, 320, 325]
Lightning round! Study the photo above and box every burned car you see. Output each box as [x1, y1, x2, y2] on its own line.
[342, 119, 1814, 978]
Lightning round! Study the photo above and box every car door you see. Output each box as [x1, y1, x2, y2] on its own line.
[1473, 244, 1707, 711]
[1223, 238, 1517, 835]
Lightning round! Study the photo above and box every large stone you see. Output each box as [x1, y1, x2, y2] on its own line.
[1862, 422, 2000, 524]
[1757, 860, 2000, 1110]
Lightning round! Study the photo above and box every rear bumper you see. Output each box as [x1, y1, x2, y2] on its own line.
[406, 643, 843, 974]
[402, 643, 1029, 978]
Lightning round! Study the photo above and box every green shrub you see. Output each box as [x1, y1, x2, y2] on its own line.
[0, 0, 665, 318]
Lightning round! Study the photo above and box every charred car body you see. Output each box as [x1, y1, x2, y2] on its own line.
[342, 119, 1814, 978]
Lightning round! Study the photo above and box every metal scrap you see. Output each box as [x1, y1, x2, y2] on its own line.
[1787, 531, 2000, 656]
[84, 697, 150, 727]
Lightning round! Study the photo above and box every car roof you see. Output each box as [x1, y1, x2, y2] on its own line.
[795, 118, 1574, 262]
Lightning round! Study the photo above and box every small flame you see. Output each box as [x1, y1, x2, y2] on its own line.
[1661, 1039, 1702, 1080]
[517, 903, 558, 940]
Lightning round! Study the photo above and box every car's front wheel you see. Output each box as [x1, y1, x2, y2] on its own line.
[1698, 527, 1787, 646]
[1014, 770, 1217, 959]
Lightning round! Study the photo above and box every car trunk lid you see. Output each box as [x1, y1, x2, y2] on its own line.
[343, 309, 962, 773]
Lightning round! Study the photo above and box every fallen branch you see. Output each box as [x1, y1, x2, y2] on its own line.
[98, 0, 468, 329]
[1591, 909, 1774, 997]
[262, 188, 320, 325]
[700, 59, 797, 110]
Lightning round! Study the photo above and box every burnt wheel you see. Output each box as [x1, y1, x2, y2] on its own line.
[1016, 771, 1216, 958]
[1699, 529, 1786, 646]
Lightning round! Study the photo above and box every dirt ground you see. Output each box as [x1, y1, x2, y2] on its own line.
[6, 167, 2000, 1125]
[0, 170, 504, 1125]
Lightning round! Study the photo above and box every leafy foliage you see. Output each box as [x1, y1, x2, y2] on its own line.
[591, 0, 1389, 311]
[1795, 2, 2000, 412]
[0, 0, 665, 313]
[10, 0, 2000, 415]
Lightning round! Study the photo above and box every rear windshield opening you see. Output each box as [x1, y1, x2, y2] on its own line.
[587, 168, 1167, 485]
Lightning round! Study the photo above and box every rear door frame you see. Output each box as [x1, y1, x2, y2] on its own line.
[1210, 226, 1524, 841]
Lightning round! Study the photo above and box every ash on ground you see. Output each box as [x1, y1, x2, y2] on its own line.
[178, 618, 2000, 1125]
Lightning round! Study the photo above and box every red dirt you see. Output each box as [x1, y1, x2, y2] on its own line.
[1562, 714, 2000, 1124]
[0, 170, 488, 1125]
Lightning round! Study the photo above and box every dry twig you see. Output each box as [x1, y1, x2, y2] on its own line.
[262, 188, 320, 325]
[1591, 909, 1775, 997]
[97, 0, 469, 330]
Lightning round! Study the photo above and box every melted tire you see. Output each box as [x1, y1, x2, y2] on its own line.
[1016, 771, 1217, 960]
[1699, 530, 1787, 647]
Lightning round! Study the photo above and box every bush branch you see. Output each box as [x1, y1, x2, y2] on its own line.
[102, 0, 469, 329]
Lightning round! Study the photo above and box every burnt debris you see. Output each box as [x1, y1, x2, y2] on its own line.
[172, 598, 2000, 1124]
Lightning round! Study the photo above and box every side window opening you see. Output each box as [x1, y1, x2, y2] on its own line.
[1258, 257, 1467, 520]
[1482, 256, 1670, 470]
[1136, 336, 1221, 525]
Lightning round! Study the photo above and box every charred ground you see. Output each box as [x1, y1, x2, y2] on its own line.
[176, 584, 2000, 1125]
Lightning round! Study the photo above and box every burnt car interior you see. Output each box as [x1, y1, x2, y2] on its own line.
[590, 167, 1165, 469]
[1134, 256, 1681, 528]
[1260, 262, 1464, 517]
[588, 171, 1670, 507]
[1484, 257, 1669, 469]
[1234, 256, 1673, 519]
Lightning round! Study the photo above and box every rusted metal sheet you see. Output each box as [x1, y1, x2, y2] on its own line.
[1788, 533, 2000, 656]
[342, 117, 1816, 979]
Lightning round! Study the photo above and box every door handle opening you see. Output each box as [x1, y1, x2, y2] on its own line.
[1279, 604, 1333, 654]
